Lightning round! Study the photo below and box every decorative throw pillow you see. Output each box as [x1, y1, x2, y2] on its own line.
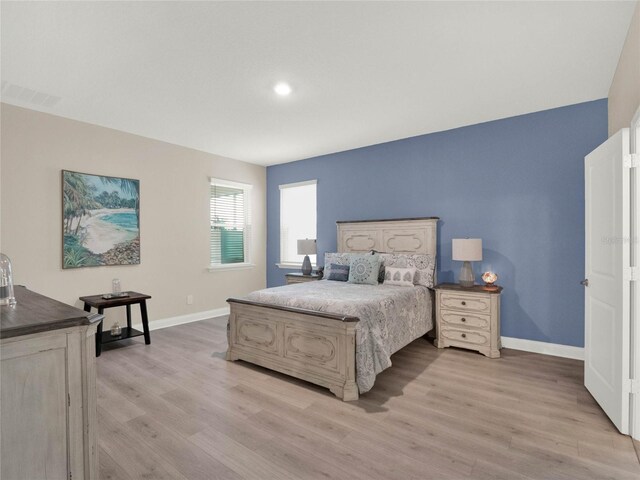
[323, 253, 354, 279]
[348, 254, 381, 285]
[326, 263, 350, 282]
[369, 250, 386, 283]
[379, 253, 436, 288]
[384, 267, 417, 287]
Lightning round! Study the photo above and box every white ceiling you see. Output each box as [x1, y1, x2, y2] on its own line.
[1, 1, 636, 166]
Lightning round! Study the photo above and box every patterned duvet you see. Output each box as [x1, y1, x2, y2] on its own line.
[245, 280, 433, 393]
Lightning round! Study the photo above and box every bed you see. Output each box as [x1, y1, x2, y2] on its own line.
[226, 217, 438, 401]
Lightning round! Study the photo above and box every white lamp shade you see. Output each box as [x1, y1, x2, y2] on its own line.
[297, 239, 317, 255]
[452, 238, 482, 261]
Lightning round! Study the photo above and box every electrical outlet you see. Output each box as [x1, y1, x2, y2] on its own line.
[186, 294, 194, 305]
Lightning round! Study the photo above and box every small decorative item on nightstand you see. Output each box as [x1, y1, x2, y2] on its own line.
[434, 283, 502, 358]
[482, 271, 498, 287]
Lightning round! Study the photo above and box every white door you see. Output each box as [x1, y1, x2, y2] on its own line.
[631, 107, 640, 441]
[584, 128, 630, 434]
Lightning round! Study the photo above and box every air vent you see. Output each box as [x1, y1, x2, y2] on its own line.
[1, 81, 61, 108]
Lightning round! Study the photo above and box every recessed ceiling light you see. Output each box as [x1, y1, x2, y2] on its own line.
[274, 82, 292, 96]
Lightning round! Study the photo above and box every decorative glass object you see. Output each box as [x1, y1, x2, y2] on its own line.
[482, 271, 498, 286]
[112, 278, 121, 294]
[0, 253, 17, 306]
[110, 321, 122, 337]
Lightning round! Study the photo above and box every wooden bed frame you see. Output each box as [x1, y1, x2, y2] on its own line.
[226, 217, 438, 401]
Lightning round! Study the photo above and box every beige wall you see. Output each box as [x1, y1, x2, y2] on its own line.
[1, 104, 266, 328]
[609, 0, 640, 135]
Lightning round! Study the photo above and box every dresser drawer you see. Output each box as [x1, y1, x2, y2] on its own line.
[440, 311, 490, 330]
[440, 292, 491, 314]
[440, 327, 490, 347]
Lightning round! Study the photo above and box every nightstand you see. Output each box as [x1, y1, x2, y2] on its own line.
[434, 283, 502, 358]
[285, 273, 322, 285]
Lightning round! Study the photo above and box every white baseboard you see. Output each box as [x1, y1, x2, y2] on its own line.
[501, 336, 584, 360]
[132, 306, 230, 332]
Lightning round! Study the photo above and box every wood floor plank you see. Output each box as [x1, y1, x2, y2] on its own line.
[230, 383, 354, 443]
[98, 446, 134, 480]
[340, 428, 470, 479]
[189, 427, 300, 480]
[251, 436, 358, 480]
[96, 316, 638, 480]
[97, 381, 145, 424]
[98, 407, 190, 480]
[577, 438, 640, 472]
[249, 409, 373, 480]
[126, 414, 243, 480]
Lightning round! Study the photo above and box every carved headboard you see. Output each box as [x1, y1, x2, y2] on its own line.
[336, 217, 438, 257]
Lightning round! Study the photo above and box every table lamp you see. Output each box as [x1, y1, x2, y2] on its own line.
[452, 238, 482, 287]
[297, 239, 316, 276]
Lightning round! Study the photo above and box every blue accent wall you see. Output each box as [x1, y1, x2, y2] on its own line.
[267, 99, 608, 347]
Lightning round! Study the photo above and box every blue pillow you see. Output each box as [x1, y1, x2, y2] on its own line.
[327, 263, 350, 282]
[348, 254, 381, 285]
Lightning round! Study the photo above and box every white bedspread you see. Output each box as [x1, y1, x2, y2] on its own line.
[244, 280, 433, 393]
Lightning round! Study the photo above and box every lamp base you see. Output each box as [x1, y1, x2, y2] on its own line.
[301, 255, 312, 275]
[459, 261, 475, 287]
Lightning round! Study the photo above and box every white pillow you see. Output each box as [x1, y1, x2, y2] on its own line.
[384, 266, 416, 287]
[379, 253, 436, 288]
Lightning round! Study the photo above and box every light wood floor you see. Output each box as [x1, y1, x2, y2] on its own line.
[97, 317, 640, 480]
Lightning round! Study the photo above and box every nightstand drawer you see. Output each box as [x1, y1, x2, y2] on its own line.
[440, 293, 491, 314]
[440, 327, 490, 347]
[441, 311, 490, 330]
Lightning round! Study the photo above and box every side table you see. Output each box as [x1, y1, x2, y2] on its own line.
[434, 283, 502, 358]
[79, 291, 151, 356]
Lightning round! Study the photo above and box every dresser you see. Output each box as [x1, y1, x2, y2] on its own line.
[285, 272, 322, 285]
[1, 286, 103, 480]
[434, 283, 502, 358]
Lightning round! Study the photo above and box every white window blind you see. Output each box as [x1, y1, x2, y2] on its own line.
[210, 179, 252, 267]
[280, 180, 317, 266]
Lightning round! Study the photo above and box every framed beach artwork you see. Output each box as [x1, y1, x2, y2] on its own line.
[62, 170, 140, 268]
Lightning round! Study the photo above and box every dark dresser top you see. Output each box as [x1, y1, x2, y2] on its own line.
[1, 286, 102, 339]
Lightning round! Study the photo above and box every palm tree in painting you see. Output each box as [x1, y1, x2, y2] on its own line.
[100, 177, 140, 228]
[63, 172, 98, 234]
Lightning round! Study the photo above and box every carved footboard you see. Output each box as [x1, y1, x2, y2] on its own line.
[226, 298, 360, 401]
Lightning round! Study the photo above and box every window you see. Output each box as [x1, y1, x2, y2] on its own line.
[279, 180, 317, 267]
[210, 178, 252, 269]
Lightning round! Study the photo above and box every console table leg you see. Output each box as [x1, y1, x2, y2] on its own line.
[96, 307, 104, 357]
[140, 301, 151, 345]
[126, 304, 132, 331]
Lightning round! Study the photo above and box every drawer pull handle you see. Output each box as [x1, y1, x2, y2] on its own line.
[461, 301, 466, 306]
[461, 318, 466, 322]
[461, 333, 467, 338]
